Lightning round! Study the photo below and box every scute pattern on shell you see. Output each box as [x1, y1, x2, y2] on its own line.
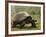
[15, 11, 30, 21]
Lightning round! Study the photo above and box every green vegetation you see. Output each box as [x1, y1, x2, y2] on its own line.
[11, 6, 41, 31]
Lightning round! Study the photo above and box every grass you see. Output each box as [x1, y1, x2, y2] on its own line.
[11, 6, 41, 31]
[11, 15, 41, 31]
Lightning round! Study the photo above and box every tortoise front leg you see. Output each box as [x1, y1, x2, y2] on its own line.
[31, 21, 36, 28]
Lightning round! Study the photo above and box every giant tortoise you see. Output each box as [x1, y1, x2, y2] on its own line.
[12, 11, 37, 28]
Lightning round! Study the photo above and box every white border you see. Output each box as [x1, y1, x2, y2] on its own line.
[8, 3, 43, 34]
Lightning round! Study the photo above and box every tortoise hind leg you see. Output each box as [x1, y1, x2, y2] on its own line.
[12, 21, 17, 28]
[20, 22, 25, 28]
[20, 23, 25, 28]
